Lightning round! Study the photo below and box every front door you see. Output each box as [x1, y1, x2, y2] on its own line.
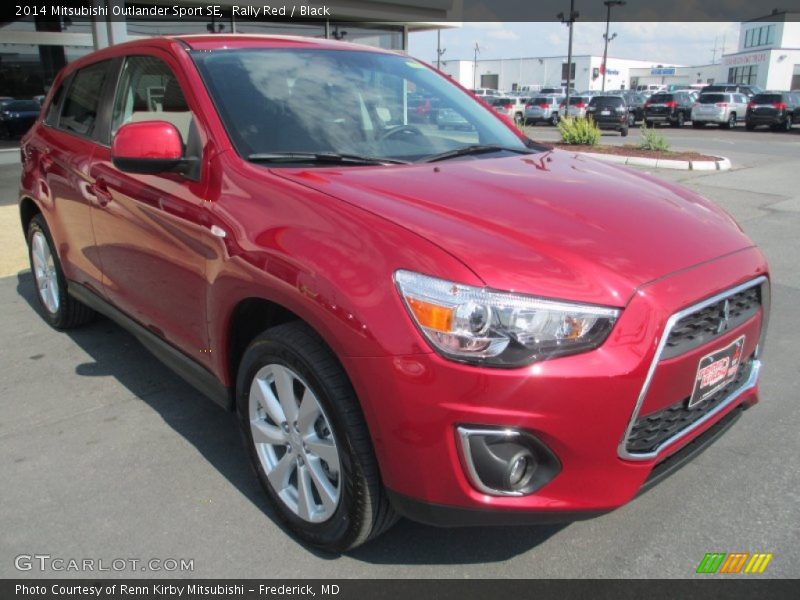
[90, 52, 215, 364]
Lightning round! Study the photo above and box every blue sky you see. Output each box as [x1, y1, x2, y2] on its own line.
[408, 22, 740, 67]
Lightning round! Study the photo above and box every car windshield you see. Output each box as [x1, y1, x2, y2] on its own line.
[698, 94, 728, 104]
[590, 96, 623, 107]
[192, 48, 530, 163]
[752, 94, 783, 104]
[649, 94, 673, 103]
[5, 100, 40, 111]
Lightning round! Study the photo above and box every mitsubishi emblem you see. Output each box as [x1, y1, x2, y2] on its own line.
[717, 299, 731, 334]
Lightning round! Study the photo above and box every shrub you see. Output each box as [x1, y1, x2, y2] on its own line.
[639, 121, 671, 152]
[557, 116, 601, 146]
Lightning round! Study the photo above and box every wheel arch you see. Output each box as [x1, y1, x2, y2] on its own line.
[19, 196, 42, 237]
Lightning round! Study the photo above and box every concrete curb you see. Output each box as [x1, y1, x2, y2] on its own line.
[580, 151, 731, 171]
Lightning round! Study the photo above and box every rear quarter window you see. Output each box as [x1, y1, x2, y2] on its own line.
[590, 96, 624, 107]
[649, 94, 673, 103]
[43, 82, 67, 126]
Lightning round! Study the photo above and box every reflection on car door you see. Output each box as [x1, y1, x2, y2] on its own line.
[32, 61, 114, 295]
[89, 52, 216, 365]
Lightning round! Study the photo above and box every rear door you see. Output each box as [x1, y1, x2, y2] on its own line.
[30, 60, 115, 294]
[89, 51, 216, 365]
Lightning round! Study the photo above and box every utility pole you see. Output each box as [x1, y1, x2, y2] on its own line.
[558, 0, 579, 110]
[473, 42, 480, 89]
[436, 29, 446, 70]
[601, 1, 625, 91]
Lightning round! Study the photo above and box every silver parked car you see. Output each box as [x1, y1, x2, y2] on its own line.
[559, 95, 592, 119]
[692, 92, 749, 129]
[524, 95, 564, 125]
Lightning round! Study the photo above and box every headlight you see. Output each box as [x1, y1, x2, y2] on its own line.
[394, 270, 620, 367]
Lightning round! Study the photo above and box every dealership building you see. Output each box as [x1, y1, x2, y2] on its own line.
[441, 10, 800, 93]
[0, 0, 456, 98]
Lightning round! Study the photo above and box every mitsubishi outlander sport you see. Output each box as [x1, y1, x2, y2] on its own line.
[19, 36, 770, 551]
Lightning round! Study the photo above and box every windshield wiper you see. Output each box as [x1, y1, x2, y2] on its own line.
[247, 152, 410, 166]
[421, 144, 535, 163]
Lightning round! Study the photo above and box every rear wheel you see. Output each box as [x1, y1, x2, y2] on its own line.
[783, 115, 793, 132]
[692, 121, 705, 129]
[746, 121, 756, 131]
[26, 214, 95, 329]
[620, 126, 629, 137]
[237, 322, 397, 551]
[550, 113, 559, 126]
[672, 112, 685, 128]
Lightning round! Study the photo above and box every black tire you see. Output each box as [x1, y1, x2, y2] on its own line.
[692, 121, 705, 129]
[550, 114, 559, 126]
[783, 115, 793, 132]
[26, 214, 95, 330]
[627, 113, 635, 127]
[514, 112, 523, 126]
[620, 126, 629, 137]
[746, 121, 756, 131]
[236, 322, 397, 552]
[672, 112, 685, 128]
[644, 119, 653, 128]
[722, 113, 736, 129]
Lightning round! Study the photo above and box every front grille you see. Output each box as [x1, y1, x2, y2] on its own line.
[625, 358, 754, 455]
[662, 285, 761, 360]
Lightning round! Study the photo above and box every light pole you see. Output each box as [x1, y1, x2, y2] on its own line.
[558, 0, 579, 111]
[601, 0, 626, 92]
[473, 42, 480, 89]
[436, 29, 446, 70]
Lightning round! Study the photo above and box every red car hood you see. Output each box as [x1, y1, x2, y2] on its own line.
[273, 150, 754, 306]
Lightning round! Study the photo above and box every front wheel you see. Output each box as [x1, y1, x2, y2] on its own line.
[237, 322, 397, 551]
[27, 214, 95, 329]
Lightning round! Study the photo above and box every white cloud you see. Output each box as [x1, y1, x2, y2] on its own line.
[488, 29, 520, 41]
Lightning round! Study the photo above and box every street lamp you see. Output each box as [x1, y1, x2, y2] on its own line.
[601, 0, 626, 92]
[557, 0, 579, 110]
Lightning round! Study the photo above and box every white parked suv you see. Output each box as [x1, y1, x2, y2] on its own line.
[692, 92, 749, 129]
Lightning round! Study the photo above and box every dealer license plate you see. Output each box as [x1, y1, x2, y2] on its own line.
[688, 335, 745, 408]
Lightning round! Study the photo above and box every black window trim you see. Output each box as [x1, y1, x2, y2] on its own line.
[42, 73, 73, 130]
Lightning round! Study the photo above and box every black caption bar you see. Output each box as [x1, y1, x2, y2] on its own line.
[2, 580, 799, 600]
[2, 0, 800, 23]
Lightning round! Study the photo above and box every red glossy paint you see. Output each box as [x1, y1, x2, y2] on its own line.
[111, 121, 183, 161]
[19, 35, 769, 522]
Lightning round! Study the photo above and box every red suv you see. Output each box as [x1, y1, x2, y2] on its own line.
[19, 36, 770, 551]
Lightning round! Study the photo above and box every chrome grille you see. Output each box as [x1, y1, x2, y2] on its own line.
[661, 285, 761, 360]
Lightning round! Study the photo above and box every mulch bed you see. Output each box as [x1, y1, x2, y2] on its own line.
[548, 142, 722, 162]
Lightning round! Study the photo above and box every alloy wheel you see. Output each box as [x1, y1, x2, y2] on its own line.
[248, 363, 341, 523]
[31, 231, 60, 314]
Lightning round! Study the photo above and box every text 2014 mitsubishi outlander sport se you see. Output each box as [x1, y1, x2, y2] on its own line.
[19, 35, 770, 551]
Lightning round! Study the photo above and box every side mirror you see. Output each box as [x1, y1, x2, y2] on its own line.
[112, 121, 194, 175]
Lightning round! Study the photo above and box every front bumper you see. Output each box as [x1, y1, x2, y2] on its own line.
[343, 248, 768, 524]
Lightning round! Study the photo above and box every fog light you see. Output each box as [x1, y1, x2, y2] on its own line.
[507, 452, 533, 488]
[457, 426, 560, 496]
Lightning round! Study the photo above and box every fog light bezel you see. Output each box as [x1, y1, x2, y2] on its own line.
[456, 426, 561, 497]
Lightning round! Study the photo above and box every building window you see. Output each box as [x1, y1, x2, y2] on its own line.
[560, 62, 575, 81]
[745, 24, 776, 48]
[728, 65, 758, 85]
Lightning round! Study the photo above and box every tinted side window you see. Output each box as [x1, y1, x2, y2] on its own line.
[59, 61, 112, 137]
[43, 81, 67, 126]
[111, 55, 192, 142]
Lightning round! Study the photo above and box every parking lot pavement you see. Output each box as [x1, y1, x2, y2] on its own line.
[1, 128, 799, 578]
